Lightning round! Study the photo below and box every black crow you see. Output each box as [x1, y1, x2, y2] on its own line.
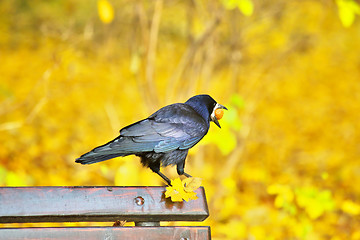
[76, 94, 227, 184]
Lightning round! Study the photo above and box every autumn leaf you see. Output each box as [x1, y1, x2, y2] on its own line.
[165, 178, 185, 202]
[165, 178, 200, 202]
[183, 177, 202, 192]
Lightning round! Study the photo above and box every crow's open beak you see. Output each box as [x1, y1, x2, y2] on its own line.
[212, 103, 228, 128]
[213, 117, 222, 128]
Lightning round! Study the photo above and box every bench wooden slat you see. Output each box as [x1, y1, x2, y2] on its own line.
[0, 186, 209, 223]
[0, 226, 211, 240]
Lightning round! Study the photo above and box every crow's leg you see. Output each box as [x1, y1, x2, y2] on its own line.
[156, 171, 172, 185]
[177, 161, 192, 178]
[183, 172, 192, 178]
[149, 163, 171, 185]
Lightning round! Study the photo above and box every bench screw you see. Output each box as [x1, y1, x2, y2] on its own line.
[134, 196, 145, 206]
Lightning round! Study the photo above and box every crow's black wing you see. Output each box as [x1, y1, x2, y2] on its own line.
[76, 103, 208, 164]
[119, 103, 209, 153]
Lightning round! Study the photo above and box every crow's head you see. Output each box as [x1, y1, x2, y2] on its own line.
[185, 94, 227, 128]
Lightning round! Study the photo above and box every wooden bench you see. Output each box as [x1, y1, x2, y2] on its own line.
[0, 186, 210, 239]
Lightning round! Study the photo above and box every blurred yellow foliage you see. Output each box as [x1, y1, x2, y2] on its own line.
[336, 0, 360, 27]
[97, 0, 114, 24]
[1, 0, 360, 239]
[341, 200, 360, 216]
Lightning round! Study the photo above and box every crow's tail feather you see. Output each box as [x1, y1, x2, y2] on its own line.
[75, 152, 128, 164]
[75, 137, 131, 164]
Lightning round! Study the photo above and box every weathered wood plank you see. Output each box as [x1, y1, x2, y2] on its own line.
[0, 226, 211, 240]
[0, 186, 209, 223]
